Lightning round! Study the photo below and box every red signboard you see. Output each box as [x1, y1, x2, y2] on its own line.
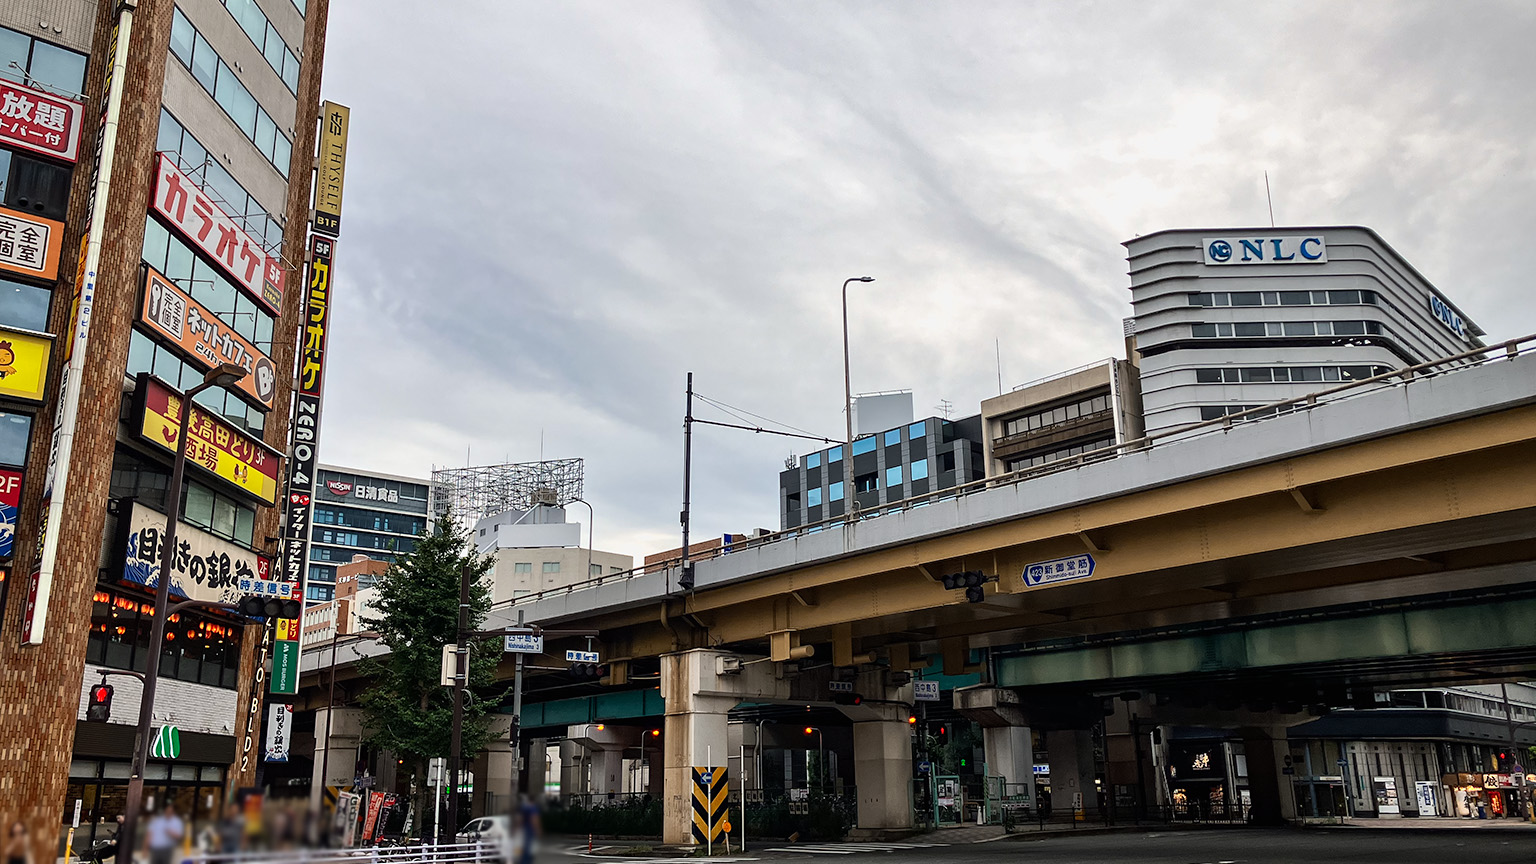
[135, 374, 282, 505]
[326, 480, 352, 496]
[0, 81, 83, 163]
[150, 153, 283, 314]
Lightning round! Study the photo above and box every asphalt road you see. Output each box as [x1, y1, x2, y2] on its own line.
[561, 828, 1536, 864]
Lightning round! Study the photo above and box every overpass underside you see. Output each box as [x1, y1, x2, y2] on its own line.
[596, 404, 1536, 685]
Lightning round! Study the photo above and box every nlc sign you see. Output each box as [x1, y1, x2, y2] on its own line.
[1203, 235, 1326, 265]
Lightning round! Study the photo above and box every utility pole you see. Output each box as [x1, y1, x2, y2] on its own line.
[509, 610, 526, 808]
[678, 372, 694, 593]
[447, 562, 471, 841]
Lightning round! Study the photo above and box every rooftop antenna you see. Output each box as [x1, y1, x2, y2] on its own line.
[936, 399, 954, 420]
[1264, 171, 1276, 228]
[995, 340, 1003, 395]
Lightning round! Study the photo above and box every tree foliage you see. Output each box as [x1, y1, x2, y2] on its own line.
[358, 512, 504, 774]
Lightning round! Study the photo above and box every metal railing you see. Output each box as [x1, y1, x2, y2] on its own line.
[179, 841, 509, 864]
[486, 332, 1536, 610]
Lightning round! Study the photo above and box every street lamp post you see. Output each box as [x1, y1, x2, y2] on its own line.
[118, 362, 247, 864]
[570, 498, 595, 580]
[841, 276, 874, 523]
[804, 726, 825, 788]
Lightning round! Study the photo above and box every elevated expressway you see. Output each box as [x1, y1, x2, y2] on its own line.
[304, 339, 1536, 834]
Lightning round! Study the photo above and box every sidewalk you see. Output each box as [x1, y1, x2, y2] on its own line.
[1310, 817, 1536, 831]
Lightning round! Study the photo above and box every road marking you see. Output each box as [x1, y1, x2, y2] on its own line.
[763, 843, 947, 855]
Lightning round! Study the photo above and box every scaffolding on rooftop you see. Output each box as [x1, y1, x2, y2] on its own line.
[430, 459, 585, 521]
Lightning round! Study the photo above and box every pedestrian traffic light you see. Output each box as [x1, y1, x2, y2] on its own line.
[236, 595, 302, 619]
[87, 682, 113, 722]
[832, 692, 863, 706]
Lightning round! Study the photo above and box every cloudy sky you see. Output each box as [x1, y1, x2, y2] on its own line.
[314, 0, 1536, 561]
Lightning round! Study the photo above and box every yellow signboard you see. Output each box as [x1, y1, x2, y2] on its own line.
[313, 101, 350, 236]
[0, 326, 53, 404]
[135, 374, 282, 505]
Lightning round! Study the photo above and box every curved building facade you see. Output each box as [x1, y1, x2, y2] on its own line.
[1124, 227, 1486, 434]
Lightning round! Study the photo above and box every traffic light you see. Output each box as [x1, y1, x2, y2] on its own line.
[569, 662, 606, 680]
[678, 564, 696, 591]
[832, 692, 863, 706]
[236, 595, 302, 619]
[907, 714, 918, 726]
[940, 571, 991, 602]
[87, 682, 113, 722]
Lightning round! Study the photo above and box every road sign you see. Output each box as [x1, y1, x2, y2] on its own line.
[565, 649, 599, 663]
[916, 760, 931, 774]
[427, 757, 446, 787]
[149, 725, 181, 759]
[914, 681, 940, 702]
[1023, 553, 1095, 588]
[828, 680, 854, 693]
[504, 633, 544, 654]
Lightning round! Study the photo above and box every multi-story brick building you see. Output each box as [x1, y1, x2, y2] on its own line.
[0, 0, 332, 852]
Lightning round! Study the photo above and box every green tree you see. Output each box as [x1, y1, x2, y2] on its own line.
[358, 513, 504, 824]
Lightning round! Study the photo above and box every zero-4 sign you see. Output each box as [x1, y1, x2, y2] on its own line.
[504, 633, 544, 654]
[1022, 553, 1095, 588]
[565, 649, 599, 663]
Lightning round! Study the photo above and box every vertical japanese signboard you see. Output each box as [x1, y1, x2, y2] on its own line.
[270, 234, 334, 695]
[313, 102, 349, 237]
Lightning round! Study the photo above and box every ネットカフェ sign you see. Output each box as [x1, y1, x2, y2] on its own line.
[139, 267, 277, 409]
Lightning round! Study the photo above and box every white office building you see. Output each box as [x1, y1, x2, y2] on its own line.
[1124, 227, 1487, 434]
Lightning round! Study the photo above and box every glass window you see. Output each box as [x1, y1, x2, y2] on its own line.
[215, 68, 259, 136]
[1240, 368, 1272, 383]
[183, 483, 215, 528]
[1333, 321, 1365, 335]
[190, 32, 218, 92]
[1328, 290, 1360, 304]
[1189, 293, 1212, 306]
[910, 459, 928, 481]
[884, 429, 901, 447]
[1234, 322, 1266, 337]
[0, 277, 50, 332]
[886, 465, 903, 487]
[852, 437, 876, 456]
[27, 40, 85, 96]
[805, 452, 820, 469]
[1279, 291, 1310, 305]
[1229, 292, 1261, 306]
[0, 29, 27, 83]
[542, 562, 560, 573]
[1296, 367, 1323, 382]
[170, 10, 195, 64]
[908, 421, 926, 438]
[1195, 369, 1222, 383]
[0, 411, 30, 466]
[1191, 324, 1216, 337]
[855, 472, 877, 493]
[826, 446, 842, 463]
[1283, 322, 1315, 336]
[807, 487, 822, 507]
[829, 481, 843, 502]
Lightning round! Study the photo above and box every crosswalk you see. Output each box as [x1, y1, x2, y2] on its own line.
[761, 842, 948, 855]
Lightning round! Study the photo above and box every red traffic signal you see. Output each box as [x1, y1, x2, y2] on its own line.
[832, 692, 863, 706]
[87, 683, 113, 722]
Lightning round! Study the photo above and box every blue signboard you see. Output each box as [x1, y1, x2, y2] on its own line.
[1022, 553, 1095, 588]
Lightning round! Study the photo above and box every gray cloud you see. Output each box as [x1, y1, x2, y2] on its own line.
[315, 0, 1536, 559]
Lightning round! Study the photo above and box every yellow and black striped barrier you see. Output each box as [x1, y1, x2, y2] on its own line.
[691, 766, 729, 845]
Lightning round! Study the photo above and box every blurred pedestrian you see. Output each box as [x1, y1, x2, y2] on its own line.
[4, 821, 35, 864]
[144, 804, 184, 864]
[216, 803, 244, 860]
[515, 796, 540, 864]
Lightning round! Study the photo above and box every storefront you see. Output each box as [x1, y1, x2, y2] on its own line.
[65, 722, 234, 850]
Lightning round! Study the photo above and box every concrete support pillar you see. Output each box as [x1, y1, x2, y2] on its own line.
[984, 726, 1036, 802]
[472, 716, 515, 816]
[1046, 730, 1097, 818]
[592, 749, 624, 796]
[852, 707, 914, 830]
[559, 740, 585, 798]
[524, 737, 549, 800]
[308, 707, 364, 811]
[1241, 727, 1298, 826]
